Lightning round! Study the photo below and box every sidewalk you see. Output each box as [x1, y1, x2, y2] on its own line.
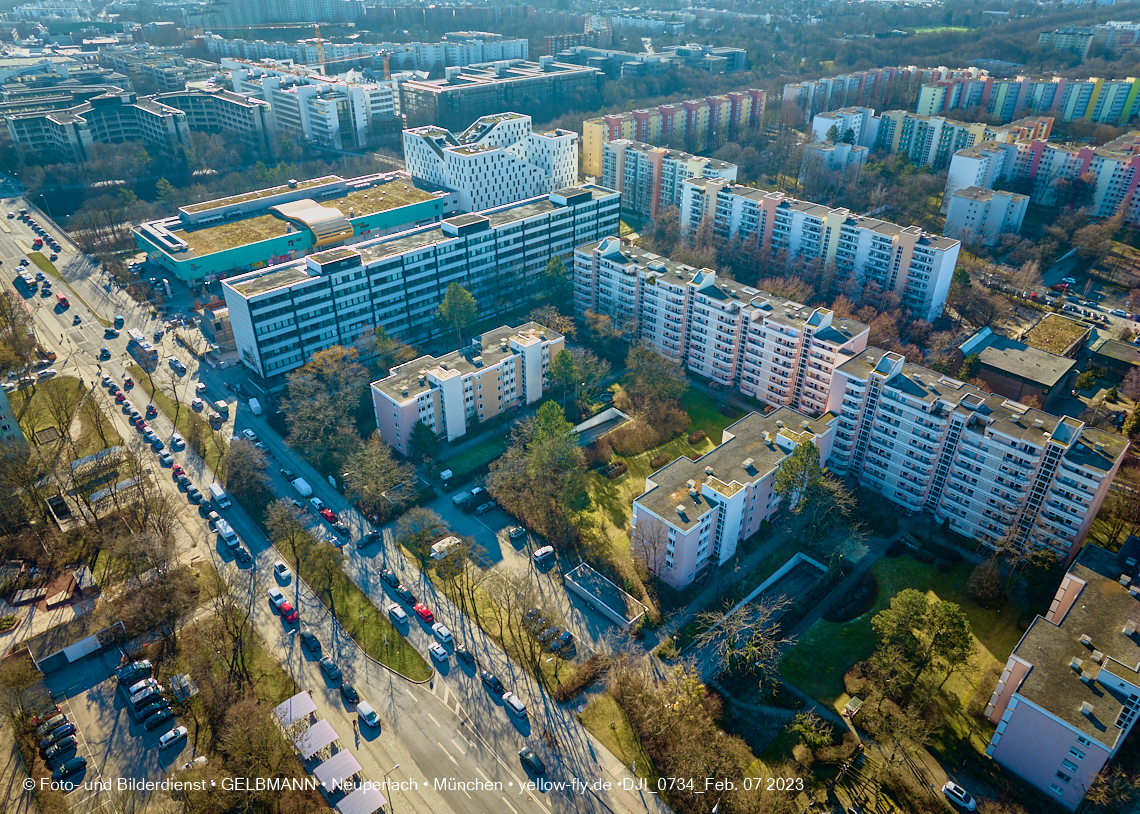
[0, 727, 36, 814]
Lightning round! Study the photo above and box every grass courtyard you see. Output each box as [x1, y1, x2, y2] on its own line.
[9, 375, 119, 458]
[780, 555, 1025, 757]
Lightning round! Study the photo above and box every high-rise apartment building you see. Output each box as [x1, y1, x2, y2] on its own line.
[399, 57, 603, 130]
[983, 537, 1140, 811]
[573, 238, 869, 416]
[631, 408, 835, 588]
[222, 185, 619, 387]
[372, 322, 563, 454]
[943, 187, 1029, 246]
[581, 89, 764, 176]
[402, 112, 577, 212]
[601, 140, 737, 220]
[781, 66, 945, 126]
[680, 179, 961, 320]
[825, 348, 1125, 557]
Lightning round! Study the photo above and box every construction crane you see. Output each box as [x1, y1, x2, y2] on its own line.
[313, 23, 325, 69]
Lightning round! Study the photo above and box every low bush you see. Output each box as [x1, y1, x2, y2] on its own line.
[649, 453, 672, 469]
[556, 655, 607, 702]
[908, 546, 935, 564]
[604, 461, 628, 479]
[653, 402, 691, 439]
[585, 439, 613, 468]
[822, 573, 879, 623]
[688, 430, 706, 445]
[608, 420, 662, 456]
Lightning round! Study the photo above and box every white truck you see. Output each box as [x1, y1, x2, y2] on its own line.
[208, 482, 230, 508]
[214, 518, 239, 548]
[248, 398, 262, 416]
[291, 477, 312, 497]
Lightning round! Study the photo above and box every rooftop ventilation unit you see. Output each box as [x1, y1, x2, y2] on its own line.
[401, 386, 408, 397]
[776, 420, 785, 428]
[1131, 585, 1140, 599]
[1096, 443, 1104, 453]
[1033, 419, 1044, 429]
[472, 355, 483, 367]
[1123, 575, 1133, 587]
[762, 431, 771, 444]
[1125, 621, 1137, 636]
[1080, 634, 1093, 648]
[801, 420, 810, 429]
[689, 487, 698, 497]
[1092, 650, 1105, 664]
[705, 466, 714, 475]
[1071, 657, 1084, 672]
[1080, 671, 1095, 684]
[1128, 557, 1138, 569]
[675, 505, 686, 516]
[1081, 701, 1095, 717]
[686, 479, 696, 488]
[742, 458, 754, 469]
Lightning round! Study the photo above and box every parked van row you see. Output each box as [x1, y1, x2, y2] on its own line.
[117, 660, 187, 752]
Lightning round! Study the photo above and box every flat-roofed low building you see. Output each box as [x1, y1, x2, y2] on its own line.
[1089, 337, 1140, 379]
[372, 322, 563, 454]
[223, 185, 619, 387]
[984, 536, 1140, 810]
[1020, 313, 1092, 359]
[632, 408, 835, 588]
[134, 173, 447, 282]
[957, 327, 1076, 407]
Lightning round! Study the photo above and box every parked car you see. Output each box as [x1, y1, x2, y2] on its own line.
[395, 584, 415, 604]
[273, 561, 291, 582]
[519, 746, 546, 775]
[941, 781, 977, 811]
[116, 660, 151, 685]
[318, 656, 342, 683]
[429, 642, 448, 662]
[432, 623, 453, 644]
[40, 723, 76, 750]
[143, 708, 175, 731]
[475, 501, 496, 516]
[43, 736, 77, 763]
[455, 643, 474, 664]
[480, 671, 504, 694]
[552, 631, 574, 652]
[299, 631, 321, 654]
[340, 683, 360, 705]
[388, 603, 408, 623]
[413, 603, 434, 623]
[380, 568, 398, 587]
[52, 756, 87, 781]
[159, 726, 188, 750]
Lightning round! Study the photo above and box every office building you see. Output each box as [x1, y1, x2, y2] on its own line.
[825, 347, 1125, 557]
[680, 178, 961, 321]
[225, 59, 398, 151]
[601, 140, 737, 220]
[402, 112, 577, 213]
[573, 239, 869, 416]
[984, 536, 1140, 810]
[399, 57, 603, 131]
[155, 85, 276, 158]
[581, 89, 764, 177]
[631, 408, 834, 588]
[659, 44, 747, 73]
[97, 50, 214, 92]
[372, 322, 564, 455]
[222, 185, 619, 387]
[135, 173, 447, 283]
[801, 141, 867, 185]
[944, 187, 1028, 245]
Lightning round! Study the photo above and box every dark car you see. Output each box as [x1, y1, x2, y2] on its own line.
[234, 547, 252, 564]
[524, 608, 542, 626]
[358, 530, 380, 547]
[43, 736, 77, 762]
[380, 568, 399, 587]
[177, 474, 191, 489]
[537, 626, 559, 644]
[134, 700, 170, 722]
[104, 327, 120, 338]
[551, 630, 574, 652]
[318, 656, 342, 684]
[340, 683, 360, 705]
[455, 643, 474, 664]
[395, 584, 415, 604]
[279, 468, 295, 480]
[519, 746, 546, 775]
[116, 660, 151, 685]
[187, 488, 202, 504]
[480, 671, 504, 695]
[40, 723, 76, 750]
[52, 756, 87, 782]
[299, 631, 321, 654]
[143, 708, 175, 731]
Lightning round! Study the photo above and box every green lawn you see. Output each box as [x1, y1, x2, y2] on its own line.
[9, 376, 118, 457]
[913, 25, 969, 32]
[440, 435, 508, 480]
[780, 556, 1024, 756]
[577, 694, 656, 780]
[129, 364, 227, 473]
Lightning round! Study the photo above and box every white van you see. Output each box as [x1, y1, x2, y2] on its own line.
[431, 536, 460, 560]
[503, 692, 527, 718]
[356, 702, 381, 727]
[532, 545, 555, 565]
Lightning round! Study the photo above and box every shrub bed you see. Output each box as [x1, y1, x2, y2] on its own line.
[822, 573, 879, 623]
[604, 461, 628, 479]
[556, 654, 607, 702]
[688, 430, 706, 444]
[649, 453, 672, 469]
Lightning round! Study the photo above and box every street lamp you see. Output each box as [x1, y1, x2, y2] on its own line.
[382, 763, 400, 810]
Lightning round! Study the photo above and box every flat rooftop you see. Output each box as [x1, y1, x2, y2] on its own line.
[182, 176, 341, 214]
[973, 334, 1075, 387]
[230, 266, 312, 297]
[1021, 313, 1091, 356]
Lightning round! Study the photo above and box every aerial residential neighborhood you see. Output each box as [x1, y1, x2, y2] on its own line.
[8, 3, 1140, 814]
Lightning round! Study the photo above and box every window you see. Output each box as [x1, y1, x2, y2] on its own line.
[1077, 735, 1094, 747]
[1055, 771, 1071, 784]
[1062, 759, 1079, 772]
[1049, 783, 1065, 795]
[1070, 748, 1085, 760]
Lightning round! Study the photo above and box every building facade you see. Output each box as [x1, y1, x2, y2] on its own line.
[801, 141, 867, 185]
[631, 409, 834, 588]
[573, 238, 869, 416]
[0, 389, 27, 451]
[601, 140, 736, 220]
[943, 187, 1029, 245]
[372, 322, 563, 454]
[680, 178, 961, 320]
[581, 88, 764, 176]
[222, 185, 619, 387]
[984, 538, 1140, 810]
[826, 348, 1126, 558]
[402, 112, 577, 213]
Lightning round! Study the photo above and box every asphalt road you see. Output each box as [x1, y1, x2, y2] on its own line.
[12, 197, 670, 814]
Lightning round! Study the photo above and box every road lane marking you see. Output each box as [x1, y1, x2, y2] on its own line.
[436, 742, 458, 766]
[476, 767, 491, 782]
[405, 687, 416, 701]
[501, 796, 519, 814]
[426, 712, 441, 728]
[450, 737, 466, 754]
[442, 685, 449, 707]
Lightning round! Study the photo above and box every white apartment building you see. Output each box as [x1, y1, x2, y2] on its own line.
[810, 106, 880, 148]
[825, 348, 1126, 559]
[573, 238, 869, 417]
[402, 112, 577, 213]
[680, 178, 961, 320]
[372, 322, 562, 454]
[801, 141, 868, 184]
[222, 185, 619, 387]
[631, 408, 834, 588]
[0, 389, 26, 450]
[601, 139, 737, 221]
[944, 187, 1029, 245]
[225, 59, 397, 150]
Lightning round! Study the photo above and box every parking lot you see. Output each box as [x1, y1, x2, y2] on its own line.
[43, 649, 196, 814]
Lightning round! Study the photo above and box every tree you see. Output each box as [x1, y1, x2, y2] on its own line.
[532, 400, 574, 443]
[306, 544, 344, 613]
[549, 348, 577, 409]
[0, 653, 44, 730]
[788, 711, 833, 753]
[343, 432, 415, 518]
[625, 342, 688, 406]
[571, 347, 610, 413]
[957, 352, 981, 381]
[436, 282, 477, 347]
[825, 124, 841, 142]
[265, 499, 310, 571]
[1075, 370, 1098, 391]
[408, 420, 440, 462]
[693, 597, 794, 686]
[542, 255, 572, 302]
[369, 326, 417, 377]
[871, 588, 929, 663]
[913, 600, 974, 690]
[773, 440, 855, 551]
[221, 439, 269, 504]
[395, 506, 448, 562]
[1122, 367, 1140, 400]
[632, 514, 670, 577]
[281, 346, 367, 473]
[528, 305, 576, 339]
[967, 557, 1004, 606]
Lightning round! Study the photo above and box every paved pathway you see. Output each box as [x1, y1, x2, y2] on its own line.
[0, 727, 35, 814]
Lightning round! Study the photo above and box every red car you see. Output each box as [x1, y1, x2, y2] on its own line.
[278, 601, 299, 623]
[319, 507, 338, 523]
[413, 603, 434, 623]
[114, 392, 126, 403]
[123, 377, 133, 389]
[172, 464, 184, 477]
[135, 420, 147, 433]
